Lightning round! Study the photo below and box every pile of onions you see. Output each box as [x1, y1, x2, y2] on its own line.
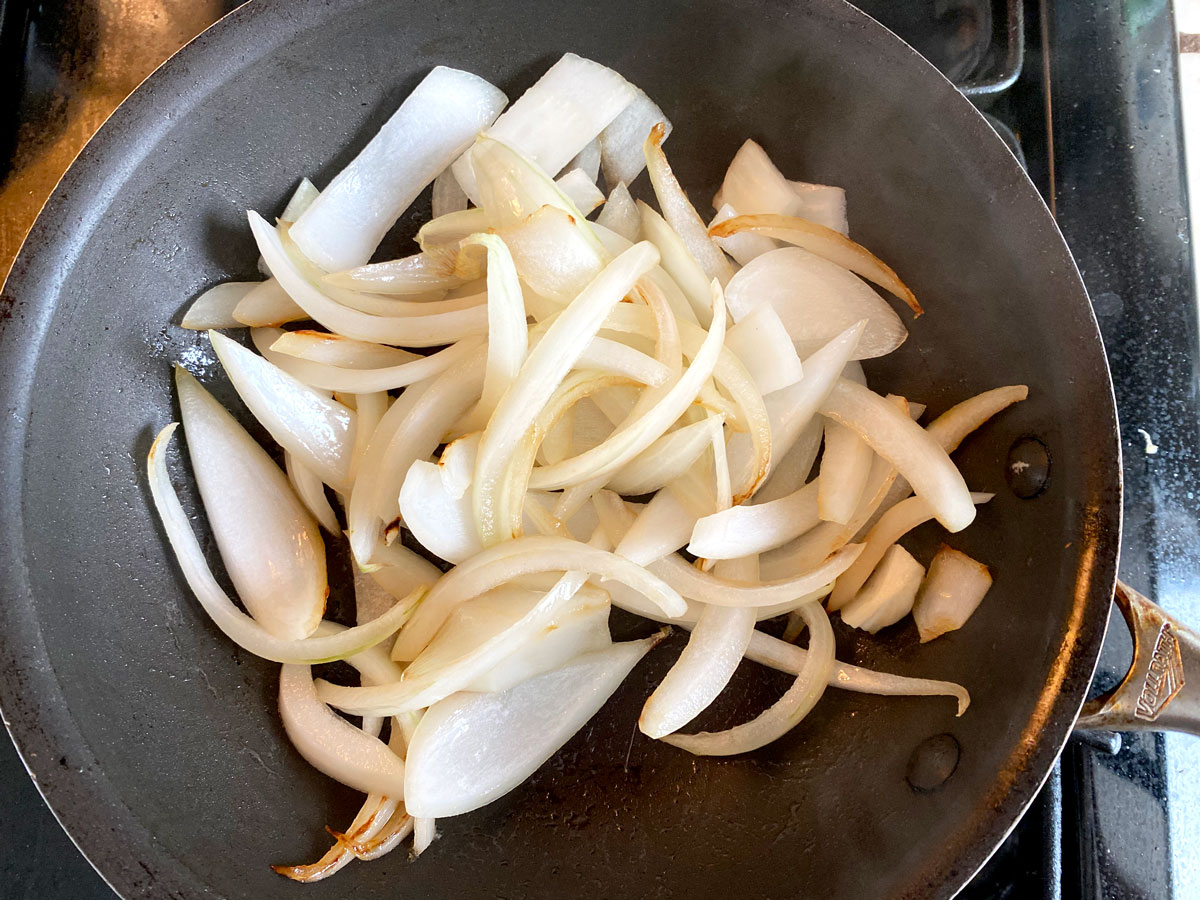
[153, 54, 1026, 880]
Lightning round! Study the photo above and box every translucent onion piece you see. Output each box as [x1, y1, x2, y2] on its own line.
[284, 451, 340, 534]
[724, 302, 804, 395]
[413, 818, 436, 857]
[147, 424, 421, 663]
[818, 421, 872, 524]
[279, 663, 407, 796]
[664, 602, 833, 756]
[599, 86, 671, 189]
[270, 330, 420, 368]
[828, 492, 992, 611]
[398, 447, 483, 565]
[710, 203, 778, 266]
[644, 123, 734, 286]
[431, 166, 469, 217]
[417, 208, 490, 250]
[176, 368, 326, 639]
[404, 637, 657, 818]
[568, 136, 602, 183]
[913, 545, 993, 642]
[472, 242, 659, 545]
[640, 557, 758, 738]
[613, 485, 698, 566]
[687, 480, 819, 560]
[367, 540, 442, 603]
[350, 805, 414, 860]
[788, 180, 849, 235]
[324, 251, 472, 296]
[820, 379, 977, 533]
[710, 214, 921, 315]
[209, 330, 356, 493]
[528, 279, 726, 491]
[606, 415, 725, 495]
[280, 177, 320, 223]
[743, 630, 969, 713]
[638, 201, 714, 326]
[349, 391, 387, 484]
[713, 139, 806, 219]
[596, 182, 640, 241]
[392, 535, 687, 660]
[271, 793, 398, 882]
[182, 281, 257, 330]
[576, 337, 670, 386]
[497, 204, 606, 304]
[751, 417, 823, 504]
[555, 167, 606, 214]
[649, 543, 862, 608]
[232, 278, 307, 327]
[463, 233, 529, 422]
[291, 67, 507, 271]
[453, 53, 635, 198]
[840, 543, 925, 633]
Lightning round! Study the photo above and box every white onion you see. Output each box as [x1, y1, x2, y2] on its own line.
[417, 208, 489, 250]
[612, 486, 696, 565]
[182, 281, 257, 330]
[280, 177, 320, 223]
[464, 232, 529, 423]
[284, 451, 340, 534]
[751, 417, 823, 504]
[397, 435, 483, 565]
[404, 636, 657, 818]
[913, 545, 993, 642]
[232, 278, 307, 327]
[431, 166, 469, 217]
[291, 67, 506, 271]
[638, 201, 714, 326]
[788, 180, 848, 235]
[576, 337, 671, 386]
[605, 415, 724, 495]
[209, 330, 356, 492]
[324, 251, 473, 296]
[840, 544, 925, 633]
[687, 479, 819, 560]
[555, 167, 606, 214]
[270, 330, 420, 368]
[713, 139, 805, 219]
[709, 203, 777, 266]
[599, 85, 671, 189]
[568, 136, 602, 183]
[724, 302, 804, 395]
[818, 421, 872, 524]
[496, 204, 606, 304]
[596, 182, 640, 241]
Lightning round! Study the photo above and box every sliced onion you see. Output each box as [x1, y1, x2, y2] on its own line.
[687, 479, 819, 560]
[751, 417, 823, 504]
[182, 281, 257, 330]
[209, 330, 356, 492]
[496, 204, 606, 304]
[913, 545, 993, 642]
[713, 139, 806, 219]
[271, 793, 398, 882]
[788, 180, 848, 235]
[270, 330, 420, 368]
[638, 201, 714, 326]
[644, 123, 734, 286]
[349, 390, 387, 484]
[555, 167, 606, 214]
[724, 302, 803, 396]
[397, 437, 483, 566]
[568, 136, 602, 183]
[417, 208, 490, 250]
[453, 53, 635, 199]
[280, 177, 321, 223]
[576, 337, 670, 386]
[232, 278, 307, 327]
[710, 214, 921, 315]
[820, 379, 976, 533]
[598, 85, 671, 188]
[147, 424, 421, 663]
[324, 250, 474, 296]
[612, 484, 698, 565]
[818, 421, 872, 524]
[291, 67, 507, 271]
[596, 182, 640, 241]
[431, 166, 469, 217]
[413, 818, 436, 857]
[284, 451, 340, 534]
[664, 601, 833, 755]
[463, 233, 529, 423]
[710, 203, 777, 267]
[279, 663, 407, 796]
[840, 544, 925, 633]
[404, 636, 658, 818]
[366, 540, 443, 603]
[391, 535, 687, 661]
[606, 415, 725, 495]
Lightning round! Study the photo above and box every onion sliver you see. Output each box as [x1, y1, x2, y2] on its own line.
[324, 251, 473, 296]
[606, 415, 725, 495]
[147, 424, 421, 663]
[613, 486, 697, 566]
[664, 602, 833, 755]
[818, 421, 872, 524]
[599, 86, 671, 189]
[714, 139, 806, 220]
[710, 214, 921, 315]
[788, 180, 848, 235]
[568, 137, 602, 183]
[233, 278, 307, 327]
[724, 302, 804, 395]
[176, 368, 326, 640]
[404, 636, 658, 818]
[820, 379, 977, 533]
[752, 418, 823, 504]
[913, 545, 993, 642]
[182, 281, 256, 329]
[710, 203, 777, 266]
[249, 212, 489, 348]
[417, 208, 490, 250]
[840, 543, 924, 633]
[556, 167, 606, 214]
[391, 535, 687, 660]
[496, 204, 606, 304]
[432, 166, 468, 217]
[209, 330, 356, 492]
[279, 663, 407, 796]
[284, 451, 340, 534]
[397, 439, 483, 566]
[463, 232, 529, 422]
[638, 201, 714, 326]
[596, 182, 640, 241]
[576, 337, 671, 386]
[270, 330, 420, 368]
[687, 480, 819, 561]
[291, 66, 506, 272]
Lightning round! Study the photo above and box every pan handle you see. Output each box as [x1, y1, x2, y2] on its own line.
[1075, 581, 1200, 735]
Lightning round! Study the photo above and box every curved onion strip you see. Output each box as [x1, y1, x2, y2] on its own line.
[724, 301, 804, 395]
[606, 416, 725, 496]
[347, 352, 485, 568]
[270, 330, 421, 367]
[367, 541, 443, 602]
[182, 281, 257, 330]
[233, 278, 308, 328]
[249, 211, 490, 348]
[472, 241, 659, 544]
[828, 492, 992, 611]
[148, 424, 421, 662]
[404, 636, 659, 818]
[599, 86, 671, 188]
[349, 391, 387, 484]
[639, 557, 758, 738]
[644, 123, 734, 286]
[279, 663, 407, 796]
[556, 167, 605, 214]
[318, 572, 588, 715]
[324, 250, 472, 295]
[175, 368, 326, 640]
[576, 337, 670, 386]
[413, 818, 437, 857]
[284, 451, 341, 534]
[596, 181, 640, 240]
[820, 379, 976, 532]
[528, 280, 726, 491]
[743, 629, 970, 714]
[709, 213, 921, 315]
[465, 233, 529, 423]
[638, 201, 714, 325]
[391, 535, 687, 660]
[497, 204, 607, 304]
[417, 208, 490, 250]
[710, 414, 732, 512]
[647, 543, 862, 608]
[913, 545, 993, 643]
[291, 66, 506, 271]
[818, 421, 872, 524]
[350, 805, 415, 860]
[613, 485, 698, 565]
[687, 479, 820, 561]
[710, 203, 777, 266]
[209, 330, 356, 494]
[664, 602, 834, 755]
[271, 793, 401, 882]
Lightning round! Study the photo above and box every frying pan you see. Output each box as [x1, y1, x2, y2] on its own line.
[1, 0, 1188, 897]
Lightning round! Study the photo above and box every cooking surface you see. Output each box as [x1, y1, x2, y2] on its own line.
[1, 1, 1196, 898]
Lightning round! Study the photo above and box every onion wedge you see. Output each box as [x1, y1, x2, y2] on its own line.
[182, 281, 256, 330]
[232, 278, 307, 327]
[724, 302, 804, 395]
[463, 233, 528, 423]
[596, 182, 640, 241]
[556, 167, 606, 214]
[840, 544, 925, 633]
[913, 545, 993, 642]
[284, 451, 340, 534]
[687, 480, 820, 561]
[818, 421, 872, 524]
[496, 204, 606, 303]
[599, 86, 671, 188]
[605, 415, 725, 495]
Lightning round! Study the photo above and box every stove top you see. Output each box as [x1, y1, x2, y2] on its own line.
[3, 1, 1198, 898]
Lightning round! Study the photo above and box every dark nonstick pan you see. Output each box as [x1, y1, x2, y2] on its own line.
[2, 0, 1190, 897]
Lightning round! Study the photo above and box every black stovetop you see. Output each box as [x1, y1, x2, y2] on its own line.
[3, 1, 1199, 898]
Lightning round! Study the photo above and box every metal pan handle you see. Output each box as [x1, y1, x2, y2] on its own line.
[1076, 581, 1200, 735]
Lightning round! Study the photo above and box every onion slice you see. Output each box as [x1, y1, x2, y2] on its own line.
[605, 415, 725, 496]
[463, 232, 529, 423]
[840, 544, 925, 633]
[913, 545, 993, 642]
[599, 86, 671, 189]
[233, 278, 307, 327]
[818, 421, 872, 524]
[596, 182, 640, 241]
[284, 451, 340, 534]
[687, 480, 820, 561]
[724, 302, 804, 395]
[182, 282, 256, 330]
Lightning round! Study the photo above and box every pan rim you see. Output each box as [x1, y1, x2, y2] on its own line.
[0, 1, 1122, 898]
